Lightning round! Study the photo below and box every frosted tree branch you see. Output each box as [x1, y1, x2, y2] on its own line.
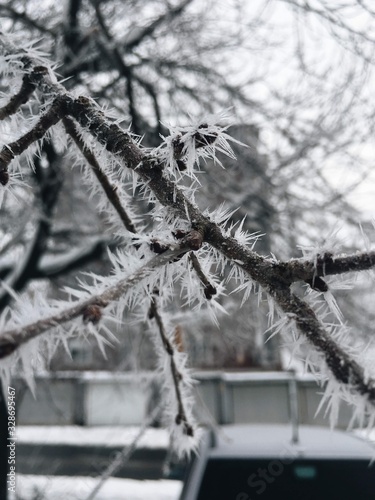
[0, 244, 192, 359]
[274, 287, 375, 405]
[1, 31, 375, 450]
[278, 251, 375, 285]
[0, 71, 37, 120]
[0, 93, 64, 185]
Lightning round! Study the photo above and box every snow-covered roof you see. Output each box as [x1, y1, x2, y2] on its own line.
[210, 424, 375, 459]
[220, 371, 316, 383]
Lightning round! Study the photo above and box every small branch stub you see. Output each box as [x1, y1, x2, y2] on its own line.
[0, 167, 9, 186]
[306, 276, 329, 292]
[189, 252, 217, 299]
[173, 229, 188, 240]
[150, 230, 203, 256]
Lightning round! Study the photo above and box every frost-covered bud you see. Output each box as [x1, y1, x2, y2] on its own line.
[82, 304, 103, 324]
[204, 283, 217, 300]
[172, 135, 184, 160]
[154, 111, 246, 179]
[185, 230, 203, 251]
[193, 123, 218, 148]
[150, 239, 170, 254]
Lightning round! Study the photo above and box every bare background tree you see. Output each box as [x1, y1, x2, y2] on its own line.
[1, 0, 375, 497]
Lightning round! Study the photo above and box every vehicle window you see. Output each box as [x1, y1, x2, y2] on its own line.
[196, 458, 375, 500]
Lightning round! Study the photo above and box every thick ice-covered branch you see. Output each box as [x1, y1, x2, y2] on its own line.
[274, 287, 375, 405]
[277, 251, 375, 285]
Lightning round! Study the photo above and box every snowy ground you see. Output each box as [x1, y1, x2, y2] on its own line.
[14, 425, 181, 500]
[16, 425, 170, 448]
[15, 475, 182, 500]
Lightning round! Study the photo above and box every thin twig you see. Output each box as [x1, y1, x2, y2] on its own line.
[0, 245, 189, 358]
[189, 252, 217, 299]
[84, 404, 162, 500]
[150, 295, 194, 437]
[0, 73, 36, 120]
[63, 116, 138, 234]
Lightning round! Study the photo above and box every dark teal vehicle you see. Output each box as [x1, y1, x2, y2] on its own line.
[179, 424, 375, 500]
